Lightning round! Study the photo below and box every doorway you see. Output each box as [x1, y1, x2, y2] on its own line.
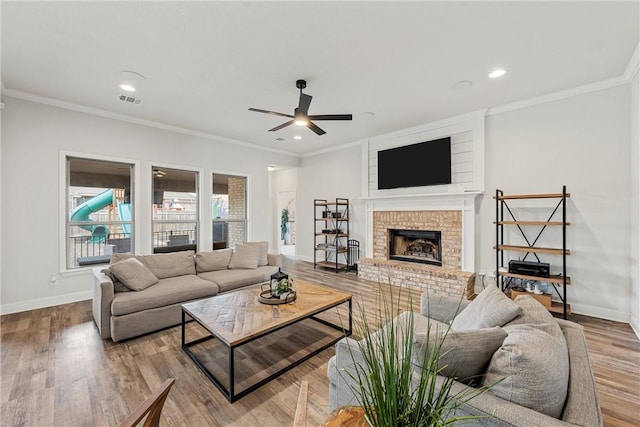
[278, 190, 296, 256]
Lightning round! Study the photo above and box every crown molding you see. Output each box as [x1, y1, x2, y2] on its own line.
[301, 137, 368, 158]
[1, 88, 299, 158]
[487, 76, 629, 116]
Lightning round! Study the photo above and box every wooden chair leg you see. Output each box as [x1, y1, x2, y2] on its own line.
[118, 378, 175, 427]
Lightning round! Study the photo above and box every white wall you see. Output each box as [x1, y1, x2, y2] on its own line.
[480, 84, 632, 321]
[299, 84, 632, 322]
[0, 96, 298, 314]
[297, 144, 365, 263]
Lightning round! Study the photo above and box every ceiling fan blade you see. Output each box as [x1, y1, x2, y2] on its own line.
[298, 93, 312, 116]
[307, 121, 326, 136]
[307, 114, 353, 121]
[248, 108, 293, 119]
[269, 120, 294, 132]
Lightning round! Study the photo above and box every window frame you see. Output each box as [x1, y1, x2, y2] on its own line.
[211, 170, 250, 249]
[59, 151, 140, 273]
[150, 163, 203, 254]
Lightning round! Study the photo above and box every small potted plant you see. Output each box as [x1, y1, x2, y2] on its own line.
[273, 277, 294, 299]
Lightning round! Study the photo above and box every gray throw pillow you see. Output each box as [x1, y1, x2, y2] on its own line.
[228, 244, 260, 269]
[243, 241, 269, 266]
[482, 295, 569, 419]
[413, 326, 508, 383]
[109, 258, 159, 291]
[195, 249, 233, 272]
[451, 284, 521, 330]
[100, 268, 130, 293]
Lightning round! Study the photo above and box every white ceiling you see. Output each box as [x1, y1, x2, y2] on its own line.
[2, 1, 638, 156]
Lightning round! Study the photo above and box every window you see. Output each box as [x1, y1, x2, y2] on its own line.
[66, 157, 134, 269]
[212, 173, 246, 249]
[152, 167, 199, 253]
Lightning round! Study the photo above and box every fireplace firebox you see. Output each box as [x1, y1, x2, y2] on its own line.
[388, 229, 442, 266]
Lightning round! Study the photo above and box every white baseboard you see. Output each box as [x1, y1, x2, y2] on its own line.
[0, 290, 93, 315]
[295, 254, 314, 263]
[568, 302, 630, 324]
[630, 318, 640, 340]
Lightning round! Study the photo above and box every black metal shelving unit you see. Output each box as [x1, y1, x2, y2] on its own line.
[314, 198, 350, 272]
[494, 186, 571, 319]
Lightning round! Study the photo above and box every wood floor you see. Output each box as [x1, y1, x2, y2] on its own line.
[1, 258, 639, 426]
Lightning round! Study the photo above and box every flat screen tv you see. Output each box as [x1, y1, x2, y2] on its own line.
[377, 137, 451, 190]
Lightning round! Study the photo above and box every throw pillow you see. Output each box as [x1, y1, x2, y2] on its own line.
[109, 258, 159, 291]
[451, 284, 521, 330]
[482, 295, 569, 419]
[243, 241, 269, 266]
[100, 268, 130, 293]
[228, 244, 260, 269]
[195, 249, 233, 273]
[413, 326, 508, 383]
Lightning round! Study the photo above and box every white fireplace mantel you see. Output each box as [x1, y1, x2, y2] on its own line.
[362, 191, 482, 272]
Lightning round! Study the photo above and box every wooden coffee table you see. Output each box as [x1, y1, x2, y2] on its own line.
[181, 280, 352, 402]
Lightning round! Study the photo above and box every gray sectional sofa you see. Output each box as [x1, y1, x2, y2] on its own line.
[92, 244, 281, 342]
[328, 285, 602, 426]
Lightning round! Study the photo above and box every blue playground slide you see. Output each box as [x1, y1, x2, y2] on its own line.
[70, 189, 113, 241]
[117, 202, 132, 236]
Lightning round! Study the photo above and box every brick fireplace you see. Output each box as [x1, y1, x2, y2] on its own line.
[360, 193, 479, 298]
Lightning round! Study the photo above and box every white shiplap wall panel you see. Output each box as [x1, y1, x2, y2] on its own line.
[365, 110, 486, 197]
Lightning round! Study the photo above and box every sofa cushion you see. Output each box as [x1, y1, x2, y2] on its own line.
[451, 285, 521, 330]
[111, 251, 196, 279]
[109, 258, 159, 291]
[482, 295, 569, 419]
[142, 250, 196, 279]
[111, 275, 219, 316]
[195, 249, 232, 273]
[243, 241, 269, 266]
[198, 265, 277, 293]
[413, 326, 508, 384]
[228, 244, 260, 269]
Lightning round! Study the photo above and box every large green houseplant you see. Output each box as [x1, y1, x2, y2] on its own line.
[342, 282, 497, 426]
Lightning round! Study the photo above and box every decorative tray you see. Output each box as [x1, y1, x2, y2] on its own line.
[258, 290, 297, 305]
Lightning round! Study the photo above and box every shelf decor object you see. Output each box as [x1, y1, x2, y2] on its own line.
[494, 186, 571, 319]
[314, 198, 350, 272]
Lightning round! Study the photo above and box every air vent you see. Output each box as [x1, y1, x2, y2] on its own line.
[118, 94, 143, 105]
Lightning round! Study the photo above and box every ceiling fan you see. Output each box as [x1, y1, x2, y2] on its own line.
[249, 79, 352, 136]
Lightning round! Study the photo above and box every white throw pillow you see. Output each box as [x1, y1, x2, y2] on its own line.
[451, 284, 521, 330]
[109, 258, 159, 291]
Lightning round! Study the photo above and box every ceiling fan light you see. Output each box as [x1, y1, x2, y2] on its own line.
[294, 119, 308, 126]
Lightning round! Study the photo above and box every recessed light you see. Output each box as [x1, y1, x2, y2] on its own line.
[452, 80, 473, 90]
[489, 69, 506, 79]
[119, 70, 146, 93]
[293, 135, 302, 140]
